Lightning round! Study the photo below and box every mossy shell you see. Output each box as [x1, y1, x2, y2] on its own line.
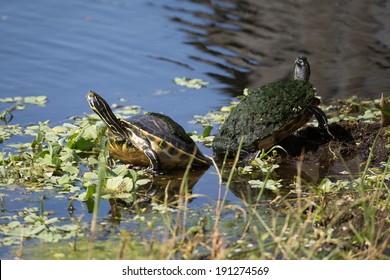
[213, 80, 319, 155]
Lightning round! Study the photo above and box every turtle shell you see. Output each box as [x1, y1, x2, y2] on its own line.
[212, 80, 318, 155]
[109, 112, 211, 169]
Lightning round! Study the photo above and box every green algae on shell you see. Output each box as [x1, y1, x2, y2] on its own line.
[213, 80, 318, 155]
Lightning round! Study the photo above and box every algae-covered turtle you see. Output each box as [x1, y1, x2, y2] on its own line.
[87, 91, 211, 170]
[212, 55, 333, 156]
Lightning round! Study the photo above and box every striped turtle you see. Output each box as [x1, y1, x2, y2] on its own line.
[87, 91, 211, 170]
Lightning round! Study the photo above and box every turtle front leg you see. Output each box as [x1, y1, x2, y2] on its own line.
[143, 148, 161, 171]
[308, 105, 335, 140]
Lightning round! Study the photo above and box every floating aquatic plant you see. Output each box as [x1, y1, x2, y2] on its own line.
[173, 77, 209, 89]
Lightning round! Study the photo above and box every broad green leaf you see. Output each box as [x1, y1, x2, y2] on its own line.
[57, 174, 71, 186]
[136, 178, 151, 186]
[83, 172, 98, 181]
[174, 77, 209, 89]
[202, 125, 213, 138]
[106, 177, 134, 193]
[23, 96, 48, 105]
[61, 165, 79, 175]
[8, 221, 20, 229]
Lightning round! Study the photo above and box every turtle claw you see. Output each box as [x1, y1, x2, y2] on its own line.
[320, 123, 336, 141]
[146, 166, 161, 176]
[308, 105, 336, 141]
[107, 156, 116, 168]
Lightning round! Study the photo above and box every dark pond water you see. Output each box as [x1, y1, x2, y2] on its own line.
[0, 0, 389, 258]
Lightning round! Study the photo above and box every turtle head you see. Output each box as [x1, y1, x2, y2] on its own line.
[86, 91, 126, 137]
[293, 55, 310, 81]
[87, 91, 112, 118]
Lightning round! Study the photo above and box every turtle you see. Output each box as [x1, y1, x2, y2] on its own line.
[212, 55, 333, 156]
[87, 91, 211, 170]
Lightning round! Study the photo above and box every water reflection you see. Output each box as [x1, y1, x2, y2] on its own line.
[106, 168, 208, 221]
[166, 0, 390, 99]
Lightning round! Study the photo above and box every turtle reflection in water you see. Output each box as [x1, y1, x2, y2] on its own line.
[108, 168, 207, 215]
[213, 55, 334, 157]
[87, 91, 211, 171]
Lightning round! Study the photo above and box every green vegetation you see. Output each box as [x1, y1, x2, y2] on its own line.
[0, 94, 388, 259]
[173, 77, 209, 89]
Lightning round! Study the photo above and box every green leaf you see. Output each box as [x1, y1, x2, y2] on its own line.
[44, 217, 59, 225]
[67, 124, 98, 151]
[29, 224, 47, 236]
[85, 184, 95, 200]
[66, 132, 79, 148]
[87, 157, 100, 165]
[173, 77, 209, 89]
[61, 165, 79, 175]
[57, 174, 71, 186]
[8, 221, 21, 229]
[128, 169, 138, 181]
[0, 95, 48, 105]
[248, 179, 282, 190]
[112, 165, 130, 177]
[23, 96, 48, 105]
[73, 137, 95, 151]
[202, 125, 213, 138]
[136, 178, 151, 186]
[106, 177, 134, 193]
[0, 97, 15, 103]
[24, 213, 41, 224]
[83, 172, 98, 181]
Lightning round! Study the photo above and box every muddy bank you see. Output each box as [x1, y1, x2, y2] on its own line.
[279, 120, 389, 165]
[217, 120, 389, 191]
[281, 121, 388, 161]
[260, 121, 387, 184]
